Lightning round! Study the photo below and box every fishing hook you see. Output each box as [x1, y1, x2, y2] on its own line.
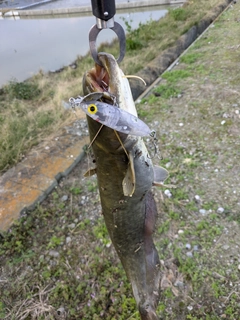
[147, 130, 159, 159]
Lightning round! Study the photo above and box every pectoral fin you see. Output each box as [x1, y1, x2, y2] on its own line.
[122, 152, 135, 197]
[153, 165, 169, 186]
[84, 167, 97, 177]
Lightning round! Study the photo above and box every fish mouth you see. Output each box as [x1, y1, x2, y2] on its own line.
[83, 61, 110, 94]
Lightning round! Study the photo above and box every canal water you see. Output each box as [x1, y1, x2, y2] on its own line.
[0, 6, 171, 87]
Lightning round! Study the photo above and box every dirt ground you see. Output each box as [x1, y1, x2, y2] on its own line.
[0, 1, 240, 319]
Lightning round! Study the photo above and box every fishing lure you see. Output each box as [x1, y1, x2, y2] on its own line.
[69, 92, 155, 137]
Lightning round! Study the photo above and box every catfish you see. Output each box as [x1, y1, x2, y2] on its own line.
[80, 52, 168, 320]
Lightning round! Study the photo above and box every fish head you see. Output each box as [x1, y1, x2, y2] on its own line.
[83, 52, 138, 117]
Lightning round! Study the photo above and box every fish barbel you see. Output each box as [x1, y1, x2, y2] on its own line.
[82, 52, 168, 320]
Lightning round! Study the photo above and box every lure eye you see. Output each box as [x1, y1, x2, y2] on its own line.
[88, 104, 98, 114]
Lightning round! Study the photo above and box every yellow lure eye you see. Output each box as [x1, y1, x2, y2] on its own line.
[88, 104, 98, 114]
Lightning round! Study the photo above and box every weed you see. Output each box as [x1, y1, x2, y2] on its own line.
[136, 103, 149, 118]
[52, 191, 59, 200]
[121, 18, 144, 51]
[163, 287, 174, 299]
[0, 302, 5, 318]
[78, 218, 91, 230]
[169, 211, 180, 220]
[36, 111, 55, 129]
[185, 201, 198, 211]
[70, 186, 83, 195]
[87, 180, 98, 192]
[47, 235, 63, 249]
[169, 8, 189, 21]
[146, 94, 159, 105]
[172, 188, 189, 201]
[162, 69, 191, 83]
[157, 220, 170, 234]
[5, 80, 41, 100]
[153, 84, 181, 99]
[180, 53, 203, 64]
[93, 219, 110, 246]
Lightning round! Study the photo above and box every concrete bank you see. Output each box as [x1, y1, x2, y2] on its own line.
[0, 0, 234, 232]
[1, 0, 184, 16]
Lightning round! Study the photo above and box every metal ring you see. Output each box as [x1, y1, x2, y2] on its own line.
[89, 21, 126, 66]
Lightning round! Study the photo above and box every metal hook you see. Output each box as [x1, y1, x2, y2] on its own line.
[89, 21, 126, 66]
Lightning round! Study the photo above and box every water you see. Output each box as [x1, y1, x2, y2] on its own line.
[0, 6, 170, 87]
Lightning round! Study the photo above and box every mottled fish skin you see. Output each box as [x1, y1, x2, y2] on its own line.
[83, 53, 160, 320]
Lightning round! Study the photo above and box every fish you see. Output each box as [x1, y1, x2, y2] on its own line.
[69, 93, 154, 137]
[80, 52, 169, 320]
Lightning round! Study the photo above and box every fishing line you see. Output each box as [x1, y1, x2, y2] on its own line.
[71, 105, 79, 118]
[88, 124, 104, 149]
[82, 143, 95, 178]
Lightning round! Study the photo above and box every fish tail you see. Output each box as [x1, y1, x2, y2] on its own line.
[139, 304, 160, 320]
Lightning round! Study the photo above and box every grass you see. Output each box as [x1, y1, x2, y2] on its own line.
[0, 179, 139, 320]
[2, 157, 239, 319]
[180, 52, 204, 64]
[153, 84, 182, 99]
[5, 80, 41, 100]
[0, 0, 226, 173]
[1, 1, 240, 319]
[162, 70, 192, 83]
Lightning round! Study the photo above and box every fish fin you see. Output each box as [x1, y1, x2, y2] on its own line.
[153, 165, 169, 186]
[122, 152, 135, 197]
[84, 167, 97, 177]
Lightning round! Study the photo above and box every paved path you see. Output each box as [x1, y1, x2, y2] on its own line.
[0, 128, 89, 231]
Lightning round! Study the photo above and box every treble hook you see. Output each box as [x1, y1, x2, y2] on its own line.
[147, 130, 159, 159]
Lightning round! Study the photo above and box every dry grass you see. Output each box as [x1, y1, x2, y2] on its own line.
[4, 285, 55, 320]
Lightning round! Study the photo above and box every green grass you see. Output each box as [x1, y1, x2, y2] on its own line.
[153, 84, 182, 99]
[180, 52, 204, 64]
[3, 184, 230, 319]
[4, 80, 41, 100]
[169, 7, 191, 21]
[0, 192, 139, 319]
[162, 70, 192, 83]
[70, 186, 83, 195]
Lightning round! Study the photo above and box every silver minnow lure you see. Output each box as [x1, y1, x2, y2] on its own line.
[69, 94, 153, 137]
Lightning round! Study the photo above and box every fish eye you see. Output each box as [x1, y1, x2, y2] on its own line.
[88, 104, 98, 114]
